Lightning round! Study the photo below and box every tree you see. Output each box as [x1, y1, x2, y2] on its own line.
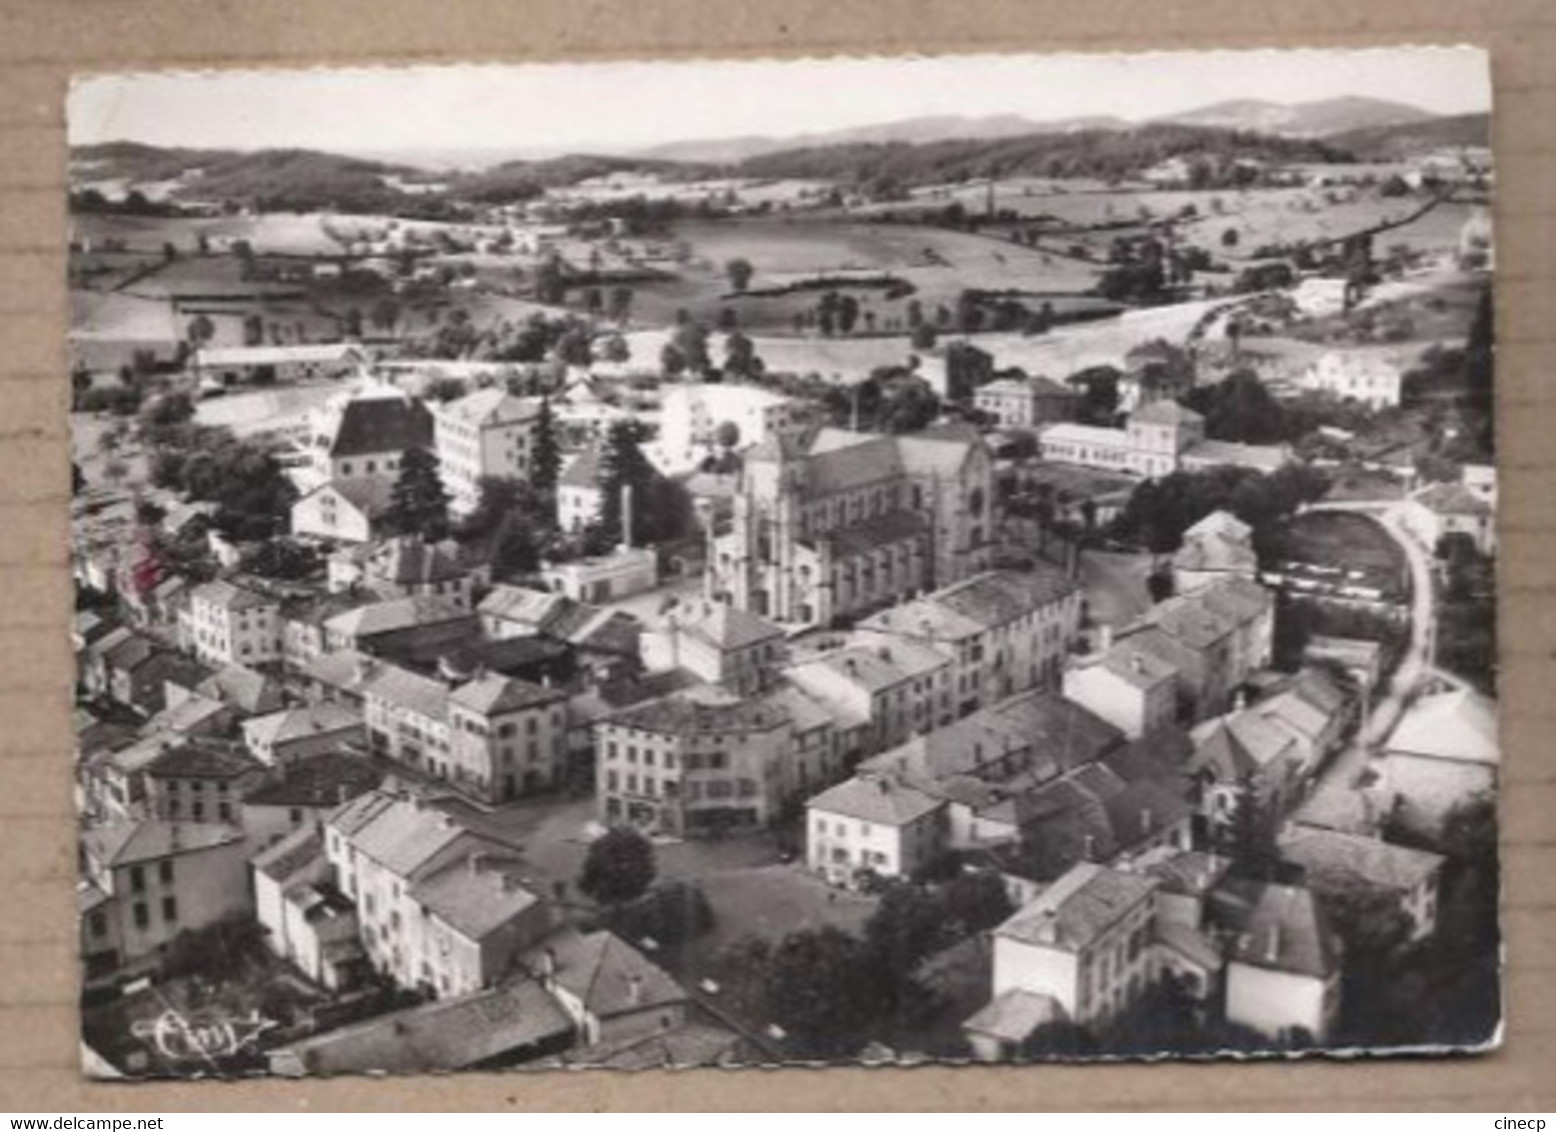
[578, 827, 656, 906]
[723, 331, 757, 380]
[910, 323, 938, 351]
[714, 420, 742, 451]
[725, 257, 754, 293]
[384, 447, 450, 540]
[370, 296, 402, 336]
[342, 306, 364, 339]
[608, 285, 634, 323]
[763, 928, 886, 1057]
[1067, 365, 1122, 426]
[1184, 369, 1287, 445]
[531, 396, 562, 496]
[238, 537, 322, 581]
[672, 321, 711, 375]
[187, 314, 215, 346]
[1221, 228, 1240, 248]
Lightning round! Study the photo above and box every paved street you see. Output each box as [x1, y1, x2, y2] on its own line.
[1296, 500, 1438, 810]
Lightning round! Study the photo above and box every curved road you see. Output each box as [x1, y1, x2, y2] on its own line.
[1296, 499, 1437, 801]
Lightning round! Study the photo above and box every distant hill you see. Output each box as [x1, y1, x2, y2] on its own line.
[1323, 112, 1490, 160]
[732, 123, 1354, 190]
[1155, 96, 1436, 138]
[70, 141, 238, 185]
[455, 153, 713, 203]
[70, 143, 434, 213]
[638, 113, 1129, 164]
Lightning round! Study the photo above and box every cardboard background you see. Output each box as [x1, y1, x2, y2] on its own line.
[3, 0, 1551, 1111]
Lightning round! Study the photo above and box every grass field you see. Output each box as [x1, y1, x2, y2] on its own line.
[619, 216, 1106, 333]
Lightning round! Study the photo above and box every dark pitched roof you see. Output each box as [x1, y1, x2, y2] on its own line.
[243, 752, 386, 809]
[144, 740, 263, 781]
[1210, 878, 1340, 981]
[329, 396, 434, 458]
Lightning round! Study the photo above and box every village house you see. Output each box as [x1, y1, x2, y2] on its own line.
[363, 661, 569, 804]
[1171, 510, 1259, 594]
[242, 700, 365, 769]
[323, 594, 478, 659]
[1398, 481, 1497, 556]
[1212, 878, 1342, 1044]
[79, 819, 251, 976]
[1298, 350, 1403, 410]
[191, 342, 366, 388]
[708, 425, 996, 627]
[1277, 824, 1445, 942]
[785, 636, 954, 761]
[595, 688, 797, 837]
[195, 662, 285, 716]
[142, 739, 267, 826]
[555, 445, 605, 534]
[266, 977, 572, 1077]
[983, 863, 1160, 1035]
[1062, 636, 1179, 740]
[252, 826, 366, 991]
[1381, 684, 1498, 838]
[640, 601, 786, 696]
[973, 374, 1078, 430]
[1040, 401, 1288, 480]
[650, 382, 801, 476]
[181, 578, 283, 669]
[1114, 575, 1275, 723]
[540, 546, 658, 605]
[522, 927, 692, 1050]
[431, 388, 543, 518]
[329, 536, 476, 609]
[805, 772, 947, 886]
[859, 566, 1083, 716]
[291, 478, 395, 544]
[241, 750, 386, 850]
[293, 380, 435, 496]
[325, 792, 557, 998]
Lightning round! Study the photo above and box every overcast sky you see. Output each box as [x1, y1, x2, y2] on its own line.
[69, 47, 1491, 159]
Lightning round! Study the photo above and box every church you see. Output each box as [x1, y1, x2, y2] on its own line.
[706, 425, 997, 628]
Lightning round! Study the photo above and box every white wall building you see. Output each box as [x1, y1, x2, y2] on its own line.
[432, 389, 543, 518]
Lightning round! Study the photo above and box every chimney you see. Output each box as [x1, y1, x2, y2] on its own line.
[627, 973, 644, 1007]
[1265, 924, 1281, 963]
[1140, 806, 1153, 834]
[468, 852, 486, 877]
[1082, 833, 1095, 861]
[1130, 654, 1144, 675]
[336, 784, 350, 806]
[539, 946, 557, 982]
[1096, 624, 1113, 654]
[1035, 907, 1058, 944]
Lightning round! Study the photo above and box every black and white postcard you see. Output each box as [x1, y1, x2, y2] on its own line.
[66, 47, 1499, 1078]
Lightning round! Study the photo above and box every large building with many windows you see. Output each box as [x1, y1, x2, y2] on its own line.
[707, 425, 997, 627]
[362, 661, 569, 804]
[431, 389, 543, 518]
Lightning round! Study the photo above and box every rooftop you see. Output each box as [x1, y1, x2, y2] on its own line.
[806, 773, 943, 827]
[1410, 481, 1494, 517]
[1385, 686, 1498, 766]
[449, 672, 565, 716]
[1278, 825, 1444, 894]
[1211, 878, 1339, 980]
[327, 395, 434, 458]
[996, 862, 1158, 952]
[242, 752, 386, 810]
[269, 978, 571, 1077]
[862, 567, 1077, 641]
[242, 701, 363, 750]
[677, 602, 784, 652]
[410, 855, 542, 942]
[82, 818, 244, 869]
[526, 928, 687, 1021]
[963, 988, 1066, 1043]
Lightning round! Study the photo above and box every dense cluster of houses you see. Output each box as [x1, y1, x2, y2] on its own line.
[72, 273, 1498, 1069]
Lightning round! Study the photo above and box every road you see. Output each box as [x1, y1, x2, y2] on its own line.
[1295, 499, 1438, 809]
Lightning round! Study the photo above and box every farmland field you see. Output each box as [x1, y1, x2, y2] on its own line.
[1263, 509, 1409, 598]
[620, 216, 1107, 333]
